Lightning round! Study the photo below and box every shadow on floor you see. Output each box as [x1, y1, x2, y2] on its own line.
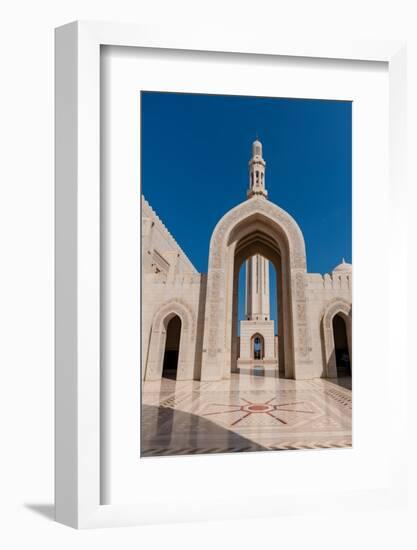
[326, 376, 352, 390]
[24, 503, 55, 521]
[141, 404, 267, 457]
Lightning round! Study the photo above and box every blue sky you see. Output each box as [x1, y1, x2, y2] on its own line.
[141, 91, 351, 328]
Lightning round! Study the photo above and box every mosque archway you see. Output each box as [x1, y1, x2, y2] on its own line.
[162, 315, 182, 379]
[201, 142, 313, 381]
[332, 314, 351, 377]
[321, 299, 352, 378]
[145, 300, 196, 381]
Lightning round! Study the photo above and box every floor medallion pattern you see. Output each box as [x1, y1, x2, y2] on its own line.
[202, 397, 316, 426]
[141, 373, 352, 457]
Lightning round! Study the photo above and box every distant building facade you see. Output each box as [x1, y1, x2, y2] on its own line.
[142, 140, 352, 381]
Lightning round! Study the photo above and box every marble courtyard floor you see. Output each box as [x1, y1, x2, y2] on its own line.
[141, 372, 352, 457]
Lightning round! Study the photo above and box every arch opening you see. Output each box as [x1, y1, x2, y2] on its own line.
[251, 333, 265, 359]
[162, 315, 182, 379]
[321, 300, 352, 380]
[332, 314, 351, 377]
[145, 299, 196, 381]
[230, 223, 291, 378]
[201, 200, 309, 382]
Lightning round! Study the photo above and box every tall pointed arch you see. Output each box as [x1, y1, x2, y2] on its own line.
[201, 195, 313, 380]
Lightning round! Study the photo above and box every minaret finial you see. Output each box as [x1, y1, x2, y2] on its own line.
[247, 138, 267, 199]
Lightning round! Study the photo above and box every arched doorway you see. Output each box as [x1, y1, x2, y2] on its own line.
[321, 299, 352, 378]
[201, 197, 312, 381]
[332, 314, 351, 377]
[145, 299, 196, 381]
[162, 315, 182, 379]
[251, 333, 265, 360]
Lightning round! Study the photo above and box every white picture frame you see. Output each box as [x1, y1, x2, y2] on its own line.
[55, 21, 407, 529]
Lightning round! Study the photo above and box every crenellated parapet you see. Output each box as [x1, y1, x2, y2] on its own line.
[142, 194, 198, 277]
[307, 271, 351, 291]
[306, 260, 352, 291]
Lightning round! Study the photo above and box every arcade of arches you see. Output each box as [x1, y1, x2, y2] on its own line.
[141, 139, 352, 456]
[142, 139, 352, 383]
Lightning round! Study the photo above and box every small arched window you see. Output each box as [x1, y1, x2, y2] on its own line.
[253, 334, 264, 360]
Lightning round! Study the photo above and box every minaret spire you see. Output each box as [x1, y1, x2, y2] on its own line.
[247, 138, 267, 198]
[245, 255, 270, 321]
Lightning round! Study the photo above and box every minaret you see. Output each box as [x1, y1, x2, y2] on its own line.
[245, 255, 270, 321]
[238, 139, 276, 367]
[245, 138, 270, 321]
[247, 138, 267, 198]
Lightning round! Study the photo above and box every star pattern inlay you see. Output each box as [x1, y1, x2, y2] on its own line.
[203, 397, 315, 426]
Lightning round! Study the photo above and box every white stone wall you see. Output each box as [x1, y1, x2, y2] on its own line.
[141, 196, 206, 380]
[141, 195, 352, 381]
[305, 270, 352, 378]
[239, 320, 276, 361]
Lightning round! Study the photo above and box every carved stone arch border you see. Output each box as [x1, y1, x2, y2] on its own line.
[201, 196, 313, 381]
[145, 299, 197, 381]
[209, 196, 307, 271]
[321, 298, 352, 378]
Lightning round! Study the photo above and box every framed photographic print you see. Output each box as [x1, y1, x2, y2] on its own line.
[55, 21, 407, 528]
[139, 91, 353, 458]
